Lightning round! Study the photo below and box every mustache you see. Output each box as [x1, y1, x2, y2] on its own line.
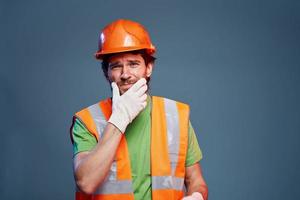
[120, 80, 137, 85]
[109, 78, 150, 86]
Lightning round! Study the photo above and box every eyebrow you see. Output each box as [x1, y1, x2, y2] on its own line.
[108, 61, 121, 68]
[127, 59, 141, 63]
[109, 59, 141, 68]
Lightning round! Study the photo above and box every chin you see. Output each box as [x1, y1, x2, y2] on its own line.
[119, 88, 128, 95]
[120, 84, 133, 93]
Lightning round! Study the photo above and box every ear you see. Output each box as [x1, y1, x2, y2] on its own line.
[146, 62, 153, 78]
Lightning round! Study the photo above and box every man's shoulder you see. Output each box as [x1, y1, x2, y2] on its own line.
[74, 97, 112, 115]
[152, 96, 189, 106]
[152, 96, 190, 108]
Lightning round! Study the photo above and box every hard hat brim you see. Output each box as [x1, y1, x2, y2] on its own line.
[95, 46, 156, 60]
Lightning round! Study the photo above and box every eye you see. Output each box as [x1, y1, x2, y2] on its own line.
[129, 62, 139, 67]
[109, 64, 122, 70]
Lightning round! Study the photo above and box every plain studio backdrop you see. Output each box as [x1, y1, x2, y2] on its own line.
[1, 0, 299, 199]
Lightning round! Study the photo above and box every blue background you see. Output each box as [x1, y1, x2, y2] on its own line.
[1, 0, 299, 199]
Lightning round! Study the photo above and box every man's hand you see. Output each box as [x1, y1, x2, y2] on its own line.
[182, 192, 204, 200]
[108, 78, 148, 133]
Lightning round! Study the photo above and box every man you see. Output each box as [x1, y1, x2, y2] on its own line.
[70, 19, 208, 200]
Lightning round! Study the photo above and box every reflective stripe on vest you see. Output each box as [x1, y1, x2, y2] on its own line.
[74, 96, 189, 200]
[164, 98, 181, 174]
[152, 176, 184, 190]
[87, 103, 107, 139]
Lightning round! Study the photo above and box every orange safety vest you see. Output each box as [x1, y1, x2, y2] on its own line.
[74, 96, 189, 200]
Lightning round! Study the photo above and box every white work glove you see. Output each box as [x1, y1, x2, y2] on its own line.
[108, 78, 148, 133]
[182, 192, 204, 200]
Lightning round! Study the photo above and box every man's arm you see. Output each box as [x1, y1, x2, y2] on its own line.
[73, 79, 148, 194]
[73, 123, 122, 194]
[184, 162, 208, 200]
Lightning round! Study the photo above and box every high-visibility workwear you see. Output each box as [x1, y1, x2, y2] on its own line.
[74, 96, 189, 200]
[95, 19, 156, 60]
[108, 79, 148, 133]
[71, 98, 203, 199]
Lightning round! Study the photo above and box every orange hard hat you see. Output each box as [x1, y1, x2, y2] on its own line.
[95, 19, 156, 60]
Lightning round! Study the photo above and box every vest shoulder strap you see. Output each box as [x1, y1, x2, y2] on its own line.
[151, 96, 189, 200]
[74, 98, 112, 141]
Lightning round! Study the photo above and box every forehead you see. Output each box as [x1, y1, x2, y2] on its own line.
[108, 52, 144, 63]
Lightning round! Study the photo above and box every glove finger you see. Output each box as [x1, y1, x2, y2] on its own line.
[135, 84, 148, 97]
[140, 94, 147, 102]
[141, 101, 147, 109]
[192, 192, 203, 200]
[128, 78, 146, 92]
[111, 82, 120, 100]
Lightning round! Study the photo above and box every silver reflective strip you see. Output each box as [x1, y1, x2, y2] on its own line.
[88, 103, 107, 138]
[152, 176, 184, 191]
[164, 98, 180, 174]
[107, 161, 117, 181]
[94, 180, 133, 194]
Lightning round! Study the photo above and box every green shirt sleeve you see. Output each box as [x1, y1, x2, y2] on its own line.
[185, 121, 203, 167]
[71, 118, 97, 156]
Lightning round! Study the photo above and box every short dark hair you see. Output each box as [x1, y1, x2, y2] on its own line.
[101, 49, 156, 80]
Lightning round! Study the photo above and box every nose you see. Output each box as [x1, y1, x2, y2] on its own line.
[120, 65, 132, 81]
